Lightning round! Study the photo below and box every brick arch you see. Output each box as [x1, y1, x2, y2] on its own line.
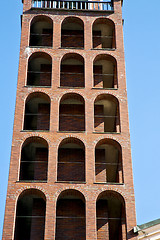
[94, 93, 120, 133]
[57, 134, 86, 144]
[94, 93, 119, 105]
[95, 138, 122, 152]
[14, 188, 46, 240]
[95, 138, 123, 184]
[61, 16, 84, 49]
[91, 91, 119, 102]
[93, 135, 124, 148]
[17, 188, 46, 202]
[58, 90, 86, 103]
[96, 190, 127, 240]
[25, 91, 51, 104]
[28, 51, 52, 63]
[57, 137, 86, 182]
[29, 15, 53, 48]
[15, 186, 49, 201]
[92, 17, 115, 29]
[59, 92, 85, 104]
[55, 188, 86, 240]
[21, 136, 49, 149]
[30, 14, 53, 26]
[56, 189, 86, 203]
[92, 17, 116, 50]
[60, 52, 85, 88]
[54, 186, 87, 201]
[21, 133, 51, 146]
[60, 52, 84, 63]
[93, 54, 118, 89]
[61, 16, 84, 29]
[58, 137, 85, 150]
[93, 53, 117, 65]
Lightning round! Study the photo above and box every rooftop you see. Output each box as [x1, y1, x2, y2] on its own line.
[138, 218, 160, 231]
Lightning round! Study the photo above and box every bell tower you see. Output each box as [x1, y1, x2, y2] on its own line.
[2, 0, 137, 239]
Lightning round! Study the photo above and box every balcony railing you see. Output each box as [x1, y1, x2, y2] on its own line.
[32, 0, 113, 11]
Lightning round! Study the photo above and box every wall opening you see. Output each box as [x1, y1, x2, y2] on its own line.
[55, 190, 86, 240]
[61, 17, 84, 48]
[59, 93, 85, 131]
[19, 137, 48, 181]
[94, 94, 120, 133]
[60, 53, 84, 88]
[57, 138, 85, 182]
[96, 191, 126, 240]
[23, 92, 50, 131]
[30, 16, 53, 47]
[95, 139, 123, 183]
[93, 18, 115, 49]
[27, 52, 52, 87]
[93, 54, 117, 89]
[14, 189, 46, 240]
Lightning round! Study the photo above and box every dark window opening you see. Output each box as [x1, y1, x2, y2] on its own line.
[24, 93, 50, 131]
[93, 19, 115, 49]
[95, 140, 123, 183]
[93, 55, 117, 89]
[55, 190, 86, 240]
[27, 53, 52, 87]
[94, 95, 120, 133]
[30, 16, 53, 47]
[60, 54, 84, 87]
[14, 191, 46, 240]
[96, 191, 126, 240]
[57, 138, 85, 182]
[59, 94, 85, 131]
[61, 17, 84, 48]
[20, 138, 48, 181]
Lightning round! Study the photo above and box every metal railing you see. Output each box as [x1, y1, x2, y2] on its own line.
[32, 0, 113, 11]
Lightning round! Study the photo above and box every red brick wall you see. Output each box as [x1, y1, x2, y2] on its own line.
[61, 65, 84, 87]
[37, 103, 50, 130]
[59, 104, 85, 131]
[96, 200, 109, 240]
[61, 30, 84, 48]
[56, 199, 86, 240]
[58, 148, 85, 181]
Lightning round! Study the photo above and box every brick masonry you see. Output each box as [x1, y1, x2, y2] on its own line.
[2, 0, 138, 239]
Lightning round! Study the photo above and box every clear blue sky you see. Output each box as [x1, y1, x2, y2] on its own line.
[0, 0, 160, 238]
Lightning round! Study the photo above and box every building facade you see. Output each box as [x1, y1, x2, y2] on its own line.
[2, 0, 137, 239]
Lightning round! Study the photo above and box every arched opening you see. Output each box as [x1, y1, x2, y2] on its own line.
[23, 92, 50, 131]
[94, 94, 120, 133]
[19, 137, 48, 181]
[93, 54, 117, 89]
[29, 15, 53, 47]
[27, 52, 52, 87]
[95, 139, 123, 183]
[14, 189, 46, 240]
[92, 18, 115, 49]
[57, 138, 85, 182]
[60, 53, 84, 88]
[59, 93, 85, 131]
[55, 189, 86, 240]
[61, 17, 84, 48]
[96, 191, 126, 240]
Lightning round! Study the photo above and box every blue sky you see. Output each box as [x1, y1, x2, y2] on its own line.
[0, 0, 160, 238]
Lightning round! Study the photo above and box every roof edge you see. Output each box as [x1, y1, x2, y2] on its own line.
[137, 218, 160, 231]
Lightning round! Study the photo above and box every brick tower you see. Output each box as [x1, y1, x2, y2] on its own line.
[2, 0, 137, 239]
